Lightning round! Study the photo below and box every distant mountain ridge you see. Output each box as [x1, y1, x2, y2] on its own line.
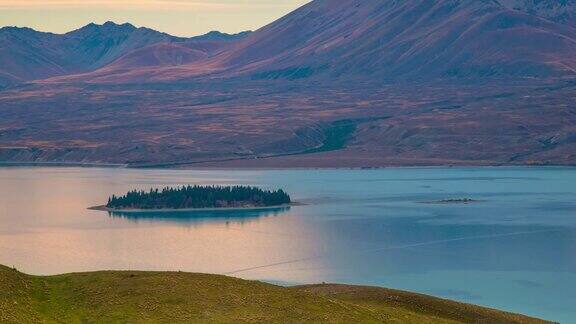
[58, 22, 182, 69]
[0, 22, 250, 87]
[193, 30, 253, 42]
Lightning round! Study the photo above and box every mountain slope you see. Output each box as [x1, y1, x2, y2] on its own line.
[100, 35, 249, 72]
[0, 27, 69, 83]
[68, 0, 576, 83]
[217, 0, 576, 79]
[101, 43, 210, 70]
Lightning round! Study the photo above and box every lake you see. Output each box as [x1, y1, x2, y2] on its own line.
[0, 167, 574, 322]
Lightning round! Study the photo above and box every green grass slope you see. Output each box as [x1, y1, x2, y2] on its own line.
[0, 265, 552, 323]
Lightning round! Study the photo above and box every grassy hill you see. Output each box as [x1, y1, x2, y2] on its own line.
[0, 265, 551, 323]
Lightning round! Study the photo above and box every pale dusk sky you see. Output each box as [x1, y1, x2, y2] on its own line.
[0, 0, 310, 36]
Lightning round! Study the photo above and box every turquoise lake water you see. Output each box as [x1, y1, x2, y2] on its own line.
[0, 167, 574, 322]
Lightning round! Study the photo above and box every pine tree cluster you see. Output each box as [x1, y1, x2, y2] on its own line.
[106, 185, 291, 210]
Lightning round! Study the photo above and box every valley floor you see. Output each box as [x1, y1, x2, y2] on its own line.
[0, 265, 551, 323]
[1, 79, 575, 168]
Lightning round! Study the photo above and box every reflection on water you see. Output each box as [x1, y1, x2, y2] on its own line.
[0, 167, 575, 322]
[108, 207, 291, 225]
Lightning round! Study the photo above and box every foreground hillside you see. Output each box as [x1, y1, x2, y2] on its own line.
[0, 265, 550, 323]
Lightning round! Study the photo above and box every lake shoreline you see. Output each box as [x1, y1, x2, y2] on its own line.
[0, 161, 127, 168]
[1, 161, 575, 171]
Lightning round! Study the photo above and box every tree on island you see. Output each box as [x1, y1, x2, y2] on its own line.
[106, 185, 291, 210]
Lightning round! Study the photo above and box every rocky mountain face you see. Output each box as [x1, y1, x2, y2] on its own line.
[498, 0, 576, 26]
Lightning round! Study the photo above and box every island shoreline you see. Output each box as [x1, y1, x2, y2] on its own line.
[88, 203, 301, 213]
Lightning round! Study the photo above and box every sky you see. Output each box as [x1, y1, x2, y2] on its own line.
[0, 0, 310, 37]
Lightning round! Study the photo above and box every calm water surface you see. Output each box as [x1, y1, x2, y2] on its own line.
[0, 167, 575, 322]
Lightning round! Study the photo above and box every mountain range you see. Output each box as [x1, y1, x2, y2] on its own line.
[2, 0, 576, 85]
[0, 22, 249, 88]
[22, 0, 574, 84]
[0, 0, 575, 167]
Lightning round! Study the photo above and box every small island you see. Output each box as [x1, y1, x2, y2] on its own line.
[91, 185, 292, 211]
[422, 198, 482, 205]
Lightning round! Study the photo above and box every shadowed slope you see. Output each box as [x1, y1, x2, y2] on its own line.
[98, 38, 246, 72]
[0, 71, 22, 89]
[102, 43, 210, 70]
[0, 27, 68, 82]
[0, 265, 551, 323]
